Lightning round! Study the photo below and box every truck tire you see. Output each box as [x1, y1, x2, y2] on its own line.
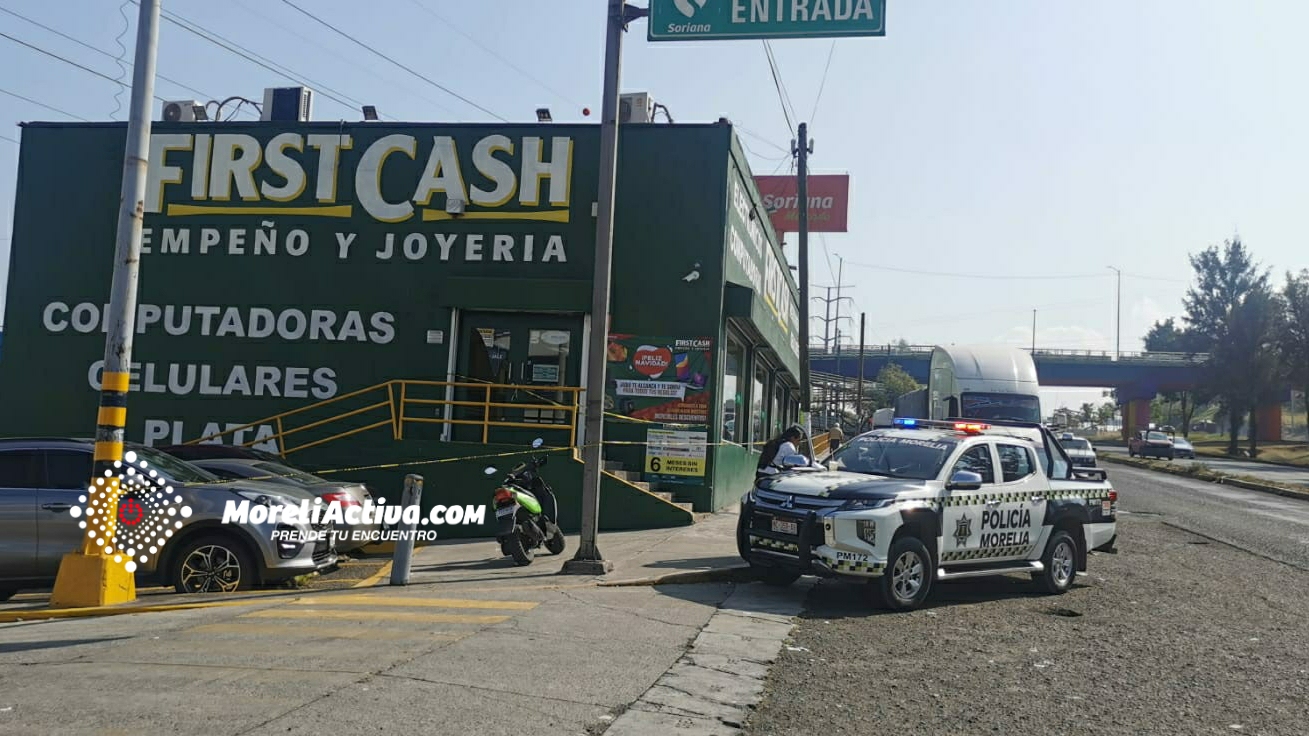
[875, 536, 933, 611]
[1033, 530, 1077, 594]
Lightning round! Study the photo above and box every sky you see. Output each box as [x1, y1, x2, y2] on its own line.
[1, 0, 1306, 411]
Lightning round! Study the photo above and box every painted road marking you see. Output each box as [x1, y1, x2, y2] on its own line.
[288, 594, 540, 611]
[186, 622, 470, 641]
[241, 608, 512, 625]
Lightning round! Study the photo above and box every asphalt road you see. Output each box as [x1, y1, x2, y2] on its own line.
[746, 465, 1309, 736]
[1099, 444, 1309, 487]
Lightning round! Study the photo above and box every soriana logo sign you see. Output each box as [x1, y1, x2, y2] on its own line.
[754, 174, 850, 233]
[632, 345, 673, 377]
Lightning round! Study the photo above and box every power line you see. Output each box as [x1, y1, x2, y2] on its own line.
[404, 0, 585, 111]
[0, 132, 19, 144]
[0, 29, 167, 103]
[140, 3, 366, 116]
[841, 258, 1115, 281]
[0, 86, 92, 122]
[0, 5, 223, 114]
[735, 124, 790, 154]
[809, 41, 837, 124]
[280, 0, 507, 122]
[228, 0, 442, 120]
[761, 40, 796, 134]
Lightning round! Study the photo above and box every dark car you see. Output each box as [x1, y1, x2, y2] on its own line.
[1129, 430, 1175, 460]
[157, 445, 378, 552]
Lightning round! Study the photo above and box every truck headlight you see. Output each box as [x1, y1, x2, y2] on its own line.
[840, 498, 894, 511]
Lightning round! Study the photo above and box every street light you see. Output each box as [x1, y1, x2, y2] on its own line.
[1107, 266, 1122, 359]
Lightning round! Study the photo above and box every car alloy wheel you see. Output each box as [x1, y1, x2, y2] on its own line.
[891, 549, 925, 603]
[179, 544, 245, 593]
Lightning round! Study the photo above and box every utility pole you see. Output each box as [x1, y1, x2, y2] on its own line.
[49, 0, 161, 608]
[1108, 266, 1122, 359]
[563, 0, 644, 576]
[794, 122, 813, 412]
[856, 312, 866, 421]
[1031, 309, 1037, 352]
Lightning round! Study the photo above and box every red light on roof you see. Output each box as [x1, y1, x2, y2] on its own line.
[953, 422, 990, 433]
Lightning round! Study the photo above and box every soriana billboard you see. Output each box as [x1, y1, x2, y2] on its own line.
[754, 174, 850, 233]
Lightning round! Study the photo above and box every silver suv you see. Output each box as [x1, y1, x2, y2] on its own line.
[0, 438, 337, 599]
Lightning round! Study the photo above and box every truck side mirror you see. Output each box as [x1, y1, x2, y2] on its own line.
[780, 454, 810, 469]
[947, 470, 983, 491]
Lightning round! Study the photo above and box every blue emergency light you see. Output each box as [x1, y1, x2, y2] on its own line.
[892, 418, 919, 428]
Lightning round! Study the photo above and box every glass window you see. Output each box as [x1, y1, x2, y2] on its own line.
[723, 337, 745, 444]
[961, 393, 1042, 422]
[129, 446, 220, 484]
[772, 382, 786, 437]
[997, 444, 1036, 482]
[43, 450, 94, 490]
[827, 434, 959, 481]
[951, 444, 995, 484]
[0, 450, 40, 487]
[751, 360, 768, 447]
[525, 329, 571, 424]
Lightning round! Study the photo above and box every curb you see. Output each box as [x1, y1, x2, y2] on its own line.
[0, 595, 297, 624]
[1100, 454, 1309, 501]
[351, 560, 394, 588]
[597, 566, 755, 587]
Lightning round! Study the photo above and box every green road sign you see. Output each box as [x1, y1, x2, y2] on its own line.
[648, 0, 885, 42]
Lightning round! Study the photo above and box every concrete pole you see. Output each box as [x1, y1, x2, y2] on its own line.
[389, 475, 424, 585]
[796, 122, 811, 412]
[562, 0, 633, 575]
[1108, 266, 1121, 358]
[857, 312, 866, 421]
[50, 0, 161, 609]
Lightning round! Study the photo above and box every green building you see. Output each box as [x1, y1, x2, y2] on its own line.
[1, 120, 801, 535]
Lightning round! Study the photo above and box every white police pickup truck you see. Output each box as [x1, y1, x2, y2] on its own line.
[737, 418, 1118, 611]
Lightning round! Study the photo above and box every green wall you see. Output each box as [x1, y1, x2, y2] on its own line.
[292, 440, 692, 539]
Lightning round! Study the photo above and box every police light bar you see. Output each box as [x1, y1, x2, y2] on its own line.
[892, 418, 920, 428]
[953, 422, 991, 434]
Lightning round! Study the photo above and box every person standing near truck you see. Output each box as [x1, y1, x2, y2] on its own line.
[828, 422, 845, 453]
[757, 425, 806, 478]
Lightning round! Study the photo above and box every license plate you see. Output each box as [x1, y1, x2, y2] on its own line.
[495, 505, 516, 518]
[771, 518, 799, 535]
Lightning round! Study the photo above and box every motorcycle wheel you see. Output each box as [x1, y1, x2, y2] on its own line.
[545, 530, 566, 555]
[506, 533, 535, 566]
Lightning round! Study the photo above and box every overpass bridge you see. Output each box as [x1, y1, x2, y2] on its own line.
[807, 345, 1286, 440]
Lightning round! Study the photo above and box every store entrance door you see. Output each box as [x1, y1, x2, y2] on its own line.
[455, 313, 583, 447]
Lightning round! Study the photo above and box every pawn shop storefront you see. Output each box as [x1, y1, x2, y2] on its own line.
[1, 120, 801, 529]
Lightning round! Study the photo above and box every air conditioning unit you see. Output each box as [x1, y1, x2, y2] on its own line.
[619, 92, 653, 124]
[261, 86, 314, 122]
[161, 100, 204, 122]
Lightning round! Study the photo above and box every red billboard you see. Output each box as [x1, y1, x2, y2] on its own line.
[754, 174, 850, 233]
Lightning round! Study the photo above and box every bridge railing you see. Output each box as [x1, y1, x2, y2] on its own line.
[807, 345, 1210, 365]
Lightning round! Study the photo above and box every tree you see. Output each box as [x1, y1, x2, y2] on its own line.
[1096, 401, 1117, 425]
[1144, 318, 1206, 436]
[863, 362, 921, 411]
[1181, 238, 1278, 455]
[1080, 402, 1095, 424]
[1280, 270, 1309, 430]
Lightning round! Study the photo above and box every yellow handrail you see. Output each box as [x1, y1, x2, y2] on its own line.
[187, 379, 584, 457]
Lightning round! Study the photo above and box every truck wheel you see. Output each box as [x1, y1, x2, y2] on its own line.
[876, 537, 933, 611]
[736, 512, 751, 560]
[1033, 530, 1077, 594]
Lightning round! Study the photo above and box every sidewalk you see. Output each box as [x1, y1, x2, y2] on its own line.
[0, 511, 791, 736]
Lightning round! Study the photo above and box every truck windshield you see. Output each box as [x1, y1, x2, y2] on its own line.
[960, 393, 1042, 422]
[827, 434, 957, 481]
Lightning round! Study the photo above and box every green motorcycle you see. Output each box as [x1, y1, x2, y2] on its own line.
[485, 438, 566, 566]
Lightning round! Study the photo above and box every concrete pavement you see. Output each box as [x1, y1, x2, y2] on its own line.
[0, 512, 813, 736]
